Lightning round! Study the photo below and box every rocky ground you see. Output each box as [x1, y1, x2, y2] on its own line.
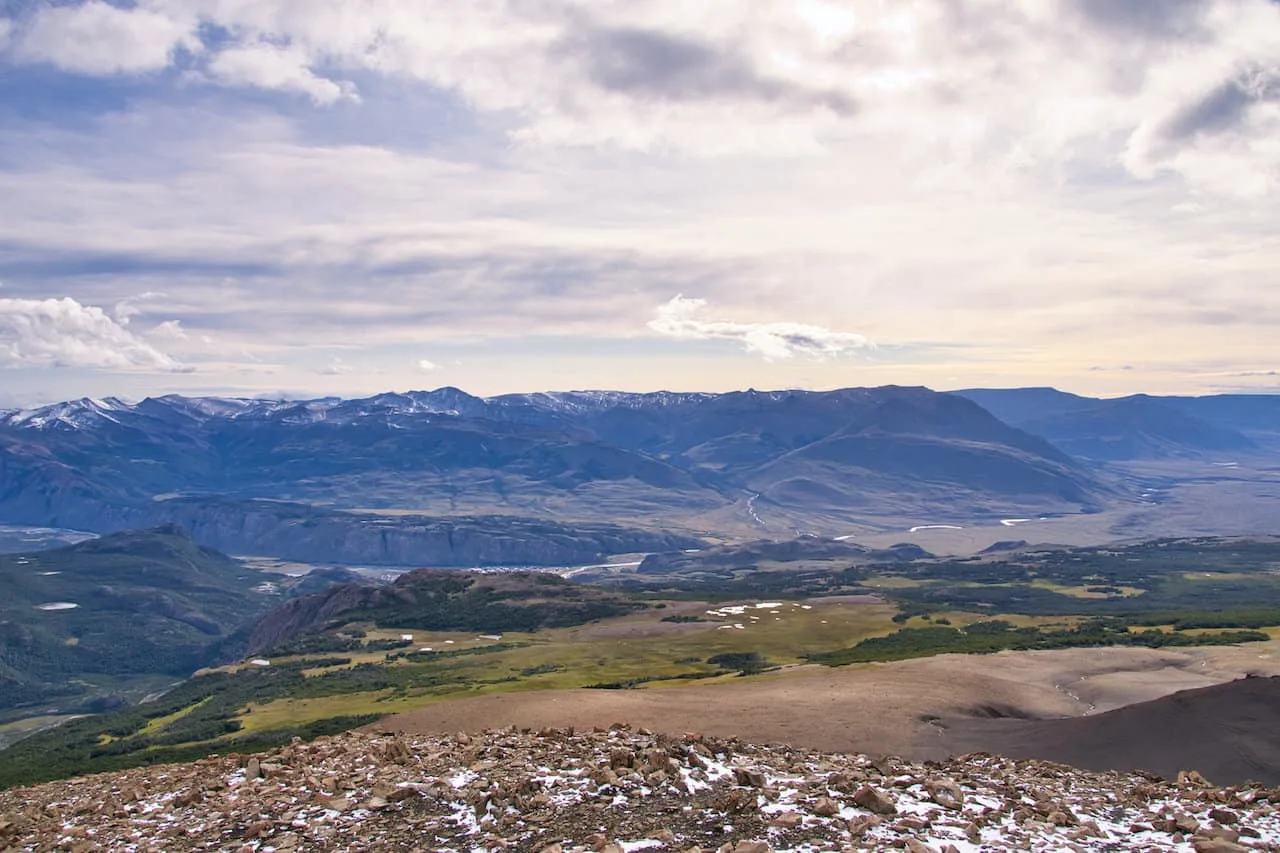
[2, 726, 1279, 852]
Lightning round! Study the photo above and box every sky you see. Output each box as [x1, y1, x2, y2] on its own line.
[1, 0, 1278, 407]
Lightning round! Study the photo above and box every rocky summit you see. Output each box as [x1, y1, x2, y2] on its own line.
[2, 728, 1279, 853]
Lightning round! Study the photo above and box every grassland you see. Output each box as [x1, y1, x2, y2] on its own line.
[6, 534, 1280, 790]
[237, 598, 901, 731]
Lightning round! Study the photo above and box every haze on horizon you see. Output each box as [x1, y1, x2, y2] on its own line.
[1, 0, 1278, 407]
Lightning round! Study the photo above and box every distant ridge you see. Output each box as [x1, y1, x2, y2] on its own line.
[954, 388, 1267, 460]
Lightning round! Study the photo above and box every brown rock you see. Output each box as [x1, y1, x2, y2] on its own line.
[1196, 827, 1241, 843]
[731, 842, 770, 853]
[735, 768, 767, 788]
[1209, 808, 1240, 825]
[904, 840, 939, 853]
[811, 796, 840, 817]
[768, 811, 803, 829]
[847, 814, 882, 837]
[925, 779, 964, 810]
[244, 757, 261, 780]
[1191, 840, 1250, 853]
[1175, 813, 1202, 834]
[1179, 770, 1212, 787]
[852, 785, 897, 815]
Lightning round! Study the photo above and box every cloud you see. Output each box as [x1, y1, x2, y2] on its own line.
[565, 25, 855, 113]
[149, 319, 188, 340]
[1071, 0, 1206, 39]
[0, 1, 1279, 400]
[0, 297, 183, 370]
[648, 295, 872, 360]
[416, 359, 440, 372]
[4, 0, 1279, 184]
[12, 1, 193, 75]
[0, 18, 11, 51]
[320, 357, 353, 375]
[113, 292, 167, 326]
[206, 43, 358, 106]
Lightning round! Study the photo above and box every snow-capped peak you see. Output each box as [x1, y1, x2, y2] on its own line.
[6, 397, 131, 430]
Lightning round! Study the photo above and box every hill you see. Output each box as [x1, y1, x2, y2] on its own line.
[246, 569, 647, 655]
[940, 675, 1280, 785]
[1, 727, 1277, 851]
[0, 528, 316, 714]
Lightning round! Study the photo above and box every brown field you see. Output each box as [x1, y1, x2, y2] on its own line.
[374, 639, 1280, 761]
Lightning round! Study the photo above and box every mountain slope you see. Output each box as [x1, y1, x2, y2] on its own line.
[942, 675, 1280, 784]
[1160, 394, 1280, 451]
[0, 528, 279, 712]
[3, 726, 1279, 850]
[736, 388, 1102, 516]
[954, 389, 1261, 461]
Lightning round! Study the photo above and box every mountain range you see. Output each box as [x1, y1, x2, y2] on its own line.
[954, 388, 1278, 461]
[1, 385, 1276, 564]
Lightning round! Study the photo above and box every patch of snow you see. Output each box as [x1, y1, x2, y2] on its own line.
[35, 602, 78, 611]
[447, 770, 478, 789]
[909, 524, 964, 532]
[619, 841, 665, 852]
[248, 659, 271, 667]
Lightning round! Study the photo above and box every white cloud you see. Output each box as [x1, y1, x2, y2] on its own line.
[1, 2, 1279, 398]
[13, 1, 193, 75]
[0, 18, 12, 51]
[149, 319, 188, 340]
[320, 357, 353, 375]
[207, 43, 357, 106]
[0, 297, 184, 370]
[648, 295, 872, 360]
[6, 1, 1280, 192]
[114, 292, 167, 326]
[416, 359, 439, 372]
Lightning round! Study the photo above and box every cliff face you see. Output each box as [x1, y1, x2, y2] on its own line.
[0, 493, 704, 567]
